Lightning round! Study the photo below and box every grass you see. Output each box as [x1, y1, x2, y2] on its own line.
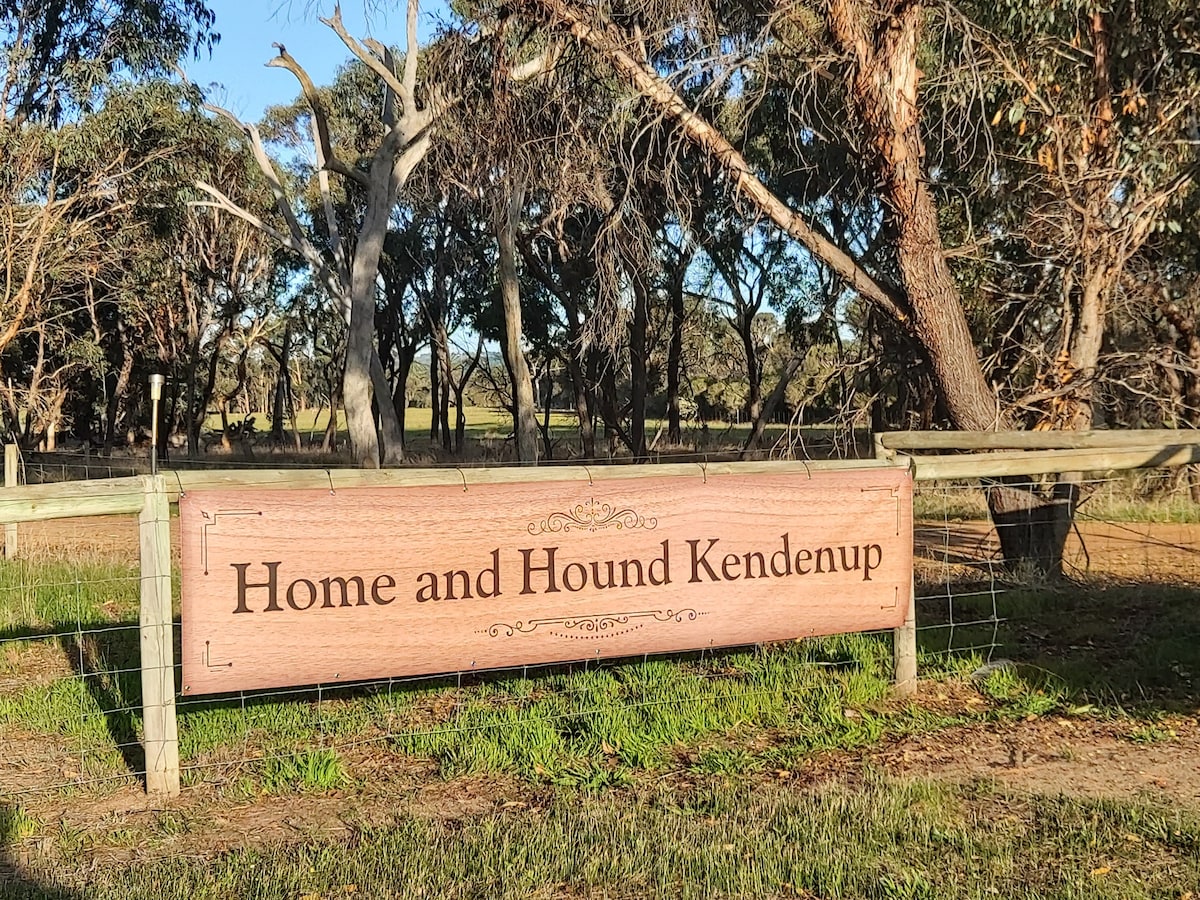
[2, 496, 1199, 897]
[914, 472, 1200, 524]
[6, 777, 1198, 899]
[173, 634, 974, 789]
[2, 542, 1197, 796]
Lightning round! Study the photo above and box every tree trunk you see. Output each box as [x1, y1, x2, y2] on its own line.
[667, 273, 685, 445]
[270, 322, 291, 446]
[343, 160, 394, 468]
[628, 269, 649, 461]
[497, 186, 540, 465]
[394, 352, 414, 454]
[738, 314, 762, 425]
[541, 370, 554, 460]
[428, 350, 441, 443]
[597, 360, 628, 457]
[322, 379, 341, 454]
[436, 336, 452, 454]
[104, 322, 134, 453]
[741, 355, 803, 459]
[369, 350, 405, 465]
[825, 0, 1086, 577]
[566, 348, 595, 459]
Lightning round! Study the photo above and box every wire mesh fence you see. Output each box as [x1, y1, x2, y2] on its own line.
[1, 457, 1197, 803]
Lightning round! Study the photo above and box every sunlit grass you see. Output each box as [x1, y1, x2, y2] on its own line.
[12, 777, 1199, 899]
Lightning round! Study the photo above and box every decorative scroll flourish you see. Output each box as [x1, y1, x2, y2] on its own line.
[528, 498, 657, 535]
[484, 608, 700, 638]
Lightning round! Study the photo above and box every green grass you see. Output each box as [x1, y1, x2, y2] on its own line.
[7, 777, 1198, 899]
[255, 749, 347, 795]
[3, 541, 1197, 795]
[204, 406, 581, 455]
[173, 634, 976, 789]
[0, 559, 139, 636]
[1, 535, 1198, 898]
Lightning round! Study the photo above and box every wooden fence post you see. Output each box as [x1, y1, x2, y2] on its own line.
[874, 435, 917, 697]
[139, 474, 180, 797]
[893, 575, 918, 698]
[4, 444, 17, 558]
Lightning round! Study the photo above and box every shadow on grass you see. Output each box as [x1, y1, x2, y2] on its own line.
[58, 628, 145, 777]
[918, 578, 1200, 712]
[1, 805, 79, 900]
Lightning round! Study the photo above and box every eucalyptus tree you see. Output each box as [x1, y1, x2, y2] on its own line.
[930, 0, 1198, 431]
[0, 0, 217, 125]
[389, 192, 493, 455]
[483, 0, 1197, 574]
[0, 79, 271, 451]
[198, 2, 450, 467]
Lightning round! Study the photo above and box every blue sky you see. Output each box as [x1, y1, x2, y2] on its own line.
[183, 1, 448, 121]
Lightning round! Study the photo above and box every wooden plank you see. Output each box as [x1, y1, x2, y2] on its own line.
[0, 475, 145, 524]
[881, 429, 1200, 451]
[4, 444, 16, 558]
[179, 467, 914, 695]
[139, 476, 180, 797]
[167, 457, 907, 500]
[910, 444, 1200, 481]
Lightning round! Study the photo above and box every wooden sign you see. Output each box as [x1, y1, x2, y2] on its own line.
[179, 467, 912, 695]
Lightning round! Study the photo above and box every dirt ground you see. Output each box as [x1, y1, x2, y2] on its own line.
[915, 519, 1200, 584]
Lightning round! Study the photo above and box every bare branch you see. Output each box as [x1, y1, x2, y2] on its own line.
[192, 182, 346, 314]
[404, 0, 419, 106]
[321, 5, 412, 112]
[267, 45, 370, 188]
[202, 103, 317, 253]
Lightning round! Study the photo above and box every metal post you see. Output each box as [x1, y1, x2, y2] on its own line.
[149, 374, 165, 476]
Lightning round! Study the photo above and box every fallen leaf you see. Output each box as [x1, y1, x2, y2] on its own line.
[1091, 866, 1111, 877]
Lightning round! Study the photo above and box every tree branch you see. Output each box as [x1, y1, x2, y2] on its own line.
[267, 44, 370, 188]
[515, 0, 912, 333]
[321, 4, 413, 112]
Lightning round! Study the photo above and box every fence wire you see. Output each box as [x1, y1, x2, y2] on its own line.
[2, 463, 1197, 802]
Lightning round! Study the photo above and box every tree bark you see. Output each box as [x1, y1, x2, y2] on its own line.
[667, 270, 685, 445]
[738, 313, 762, 426]
[104, 322, 134, 453]
[628, 267, 649, 460]
[497, 186, 540, 464]
[370, 349, 405, 464]
[741, 354, 803, 459]
[270, 322, 291, 446]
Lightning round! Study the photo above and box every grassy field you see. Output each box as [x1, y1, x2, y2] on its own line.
[200, 406, 865, 462]
[1, 505, 1199, 896]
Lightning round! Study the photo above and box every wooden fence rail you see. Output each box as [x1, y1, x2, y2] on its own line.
[3, 431, 1200, 797]
[879, 428, 1200, 452]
